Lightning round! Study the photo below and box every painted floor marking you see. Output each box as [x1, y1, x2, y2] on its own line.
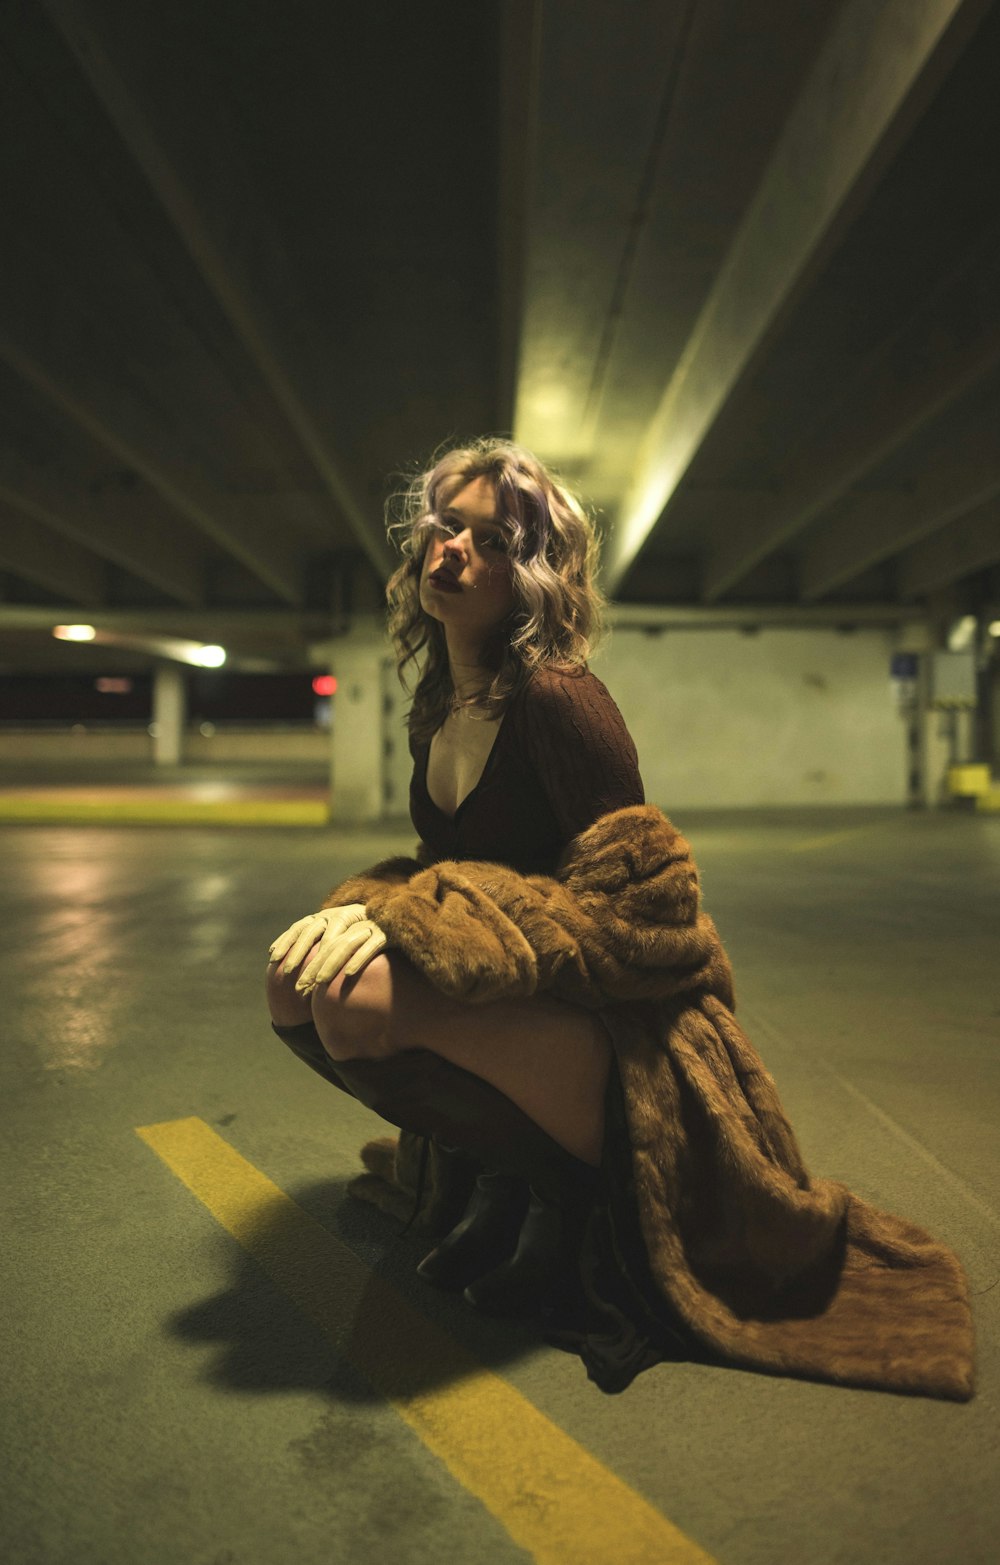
[136, 1115, 715, 1565]
[0, 797, 327, 825]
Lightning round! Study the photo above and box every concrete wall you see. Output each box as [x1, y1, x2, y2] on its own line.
[0, 729, 153, 763]
[383, 658, 416, 816]
[0, 727, 328, 765]
[0, 629, 914, 810]
[184, 728, 328, 763]
[591, 626, 906, 808]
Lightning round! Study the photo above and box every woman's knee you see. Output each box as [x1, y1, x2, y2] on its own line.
[265, 949, 315, 1026]
[310, 952, 395, 1060]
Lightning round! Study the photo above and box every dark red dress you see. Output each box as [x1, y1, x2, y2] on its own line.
[409, 664, 645, 873]
[409, 665, 677, 1389]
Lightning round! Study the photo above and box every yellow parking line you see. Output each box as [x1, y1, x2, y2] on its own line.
[0, 797, 328, 825]
[137, 1116, 715, 1565]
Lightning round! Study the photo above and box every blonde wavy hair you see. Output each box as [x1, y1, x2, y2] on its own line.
[383, 436, 609, 744]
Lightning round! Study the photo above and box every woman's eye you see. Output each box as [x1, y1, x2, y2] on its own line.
[433, 518, 506, 550]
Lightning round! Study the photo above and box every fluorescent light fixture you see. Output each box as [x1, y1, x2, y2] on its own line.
[946, 615, 977, 652]
[47, 626, 239, 668]
[988, 620, 1000, 638]
[191, 644, 226, 668]
[53, 624, 96, 641]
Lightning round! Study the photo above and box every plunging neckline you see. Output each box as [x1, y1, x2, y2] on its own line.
[422, 713, 508, 823]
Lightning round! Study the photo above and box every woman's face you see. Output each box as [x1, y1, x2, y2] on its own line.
[418, 475, 516, 642]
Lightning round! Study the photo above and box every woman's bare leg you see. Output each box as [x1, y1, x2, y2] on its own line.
[291, 951, 612, 1167]
[266, 958, 315, 1027]
[266, 948, 612, 1165]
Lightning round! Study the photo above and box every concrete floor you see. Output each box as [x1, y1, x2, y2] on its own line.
[2, 803, 997, 1564]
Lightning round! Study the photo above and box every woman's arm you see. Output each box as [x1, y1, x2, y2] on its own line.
[352, 804, 734, 1011]
[520, 669, 645, 841]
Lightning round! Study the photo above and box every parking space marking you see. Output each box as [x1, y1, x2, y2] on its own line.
[137, 1115, 716, 1565]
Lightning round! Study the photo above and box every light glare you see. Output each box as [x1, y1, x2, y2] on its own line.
[192, 644, 226, 668]
[53, 624, 96, 642]
[946, 615, 977, 652]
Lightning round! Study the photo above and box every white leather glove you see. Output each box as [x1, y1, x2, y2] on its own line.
[268, 903, 387, 993]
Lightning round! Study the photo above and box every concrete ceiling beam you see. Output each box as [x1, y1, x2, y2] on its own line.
[0, 54, 307, 606]
[602, 0, 991, 596]
[0, 340, 303, 604]
[799, 408, 1000, 598]
[0, 504, 106, 604]
[897, 498, 1000, 598]
[0, 607, 328, 635]
[496, 0, 542, 436]
[42, 0, 393, 585]
[705, 237, 1000, 600]
[0, 444, 205, 606]
[512, 0, 696, 465]
[607, 601, 916, 630]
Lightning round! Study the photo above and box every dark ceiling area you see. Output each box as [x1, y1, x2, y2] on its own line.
[1, 0, 999, 674]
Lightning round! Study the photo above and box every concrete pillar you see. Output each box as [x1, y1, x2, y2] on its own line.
[329, 635, 387, 823]
[895, 623, 931, 807]
[382, 656, 413, 818]
[954, 707, 975, 765]
[152, 663, 185, 766]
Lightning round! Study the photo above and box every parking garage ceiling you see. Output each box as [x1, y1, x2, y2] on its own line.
[1, 0, 999, 673]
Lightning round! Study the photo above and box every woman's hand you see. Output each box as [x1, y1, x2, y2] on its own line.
[268, 904, 388, 993]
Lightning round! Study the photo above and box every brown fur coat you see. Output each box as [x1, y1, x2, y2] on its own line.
[324, 804, 974, 1401]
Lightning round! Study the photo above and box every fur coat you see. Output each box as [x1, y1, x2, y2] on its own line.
[324, 803, 975, 1401]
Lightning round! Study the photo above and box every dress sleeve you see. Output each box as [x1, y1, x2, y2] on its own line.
[519, 668, 645, 840]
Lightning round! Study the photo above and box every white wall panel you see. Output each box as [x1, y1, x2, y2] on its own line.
[592, 627, 904, 808]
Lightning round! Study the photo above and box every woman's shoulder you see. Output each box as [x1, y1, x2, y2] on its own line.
[520, 663, 625, 720]
[515, 662, 636, 751]
[515, 662, 644, 823]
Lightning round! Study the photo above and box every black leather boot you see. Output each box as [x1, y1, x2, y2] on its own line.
[416, 1170, 529, 1291]
[272, 1024, 480, 1237]
[462, 1177, 600, 1317]
[418, 1140, 482, 1241]
[329, 1049, 604, 1314]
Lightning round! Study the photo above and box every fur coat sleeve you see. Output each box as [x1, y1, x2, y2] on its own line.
[323, 804, 736, 1012]
[323, 804, 975, 1403]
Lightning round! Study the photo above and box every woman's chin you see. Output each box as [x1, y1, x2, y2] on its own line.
[420, 587, 459, 618]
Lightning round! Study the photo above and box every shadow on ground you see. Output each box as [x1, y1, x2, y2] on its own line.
[165, 1179, 547, 1402]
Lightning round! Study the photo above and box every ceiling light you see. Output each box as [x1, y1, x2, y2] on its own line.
[988, 620, 1000, 638]
[53, 624, 96, 641]
[946, 616, 977, 652]
[191, 644, 226, 668]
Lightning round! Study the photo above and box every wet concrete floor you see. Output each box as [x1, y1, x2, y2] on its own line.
[2, 804, 997, 1564]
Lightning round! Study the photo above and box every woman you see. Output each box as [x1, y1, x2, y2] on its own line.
[266, 437, 974, 1399]
[267, 437, 644, 1333]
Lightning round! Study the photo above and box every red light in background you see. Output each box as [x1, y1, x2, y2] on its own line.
[312, 675, 337, 697]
